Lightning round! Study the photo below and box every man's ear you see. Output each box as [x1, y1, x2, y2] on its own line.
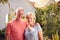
[15, 12, 16, 16]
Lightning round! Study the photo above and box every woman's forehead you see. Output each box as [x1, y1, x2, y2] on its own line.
[28, 16, 36, 19]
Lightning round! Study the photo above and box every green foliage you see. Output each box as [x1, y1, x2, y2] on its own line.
[44, 36, 49, 40]
[8, 8, 15, 22]
[0, 28, 5, 40]
[35, 2, 60, 39]
[8, 13, 12, 22]
[0, 0, 8, 4]
[52, 31, 59, 40]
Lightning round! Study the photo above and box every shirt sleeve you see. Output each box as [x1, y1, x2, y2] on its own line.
[36, 23, 42, 32]
[6, 23, 11, 36]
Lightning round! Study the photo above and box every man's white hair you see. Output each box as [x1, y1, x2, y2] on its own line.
[15, 7, 24, 14]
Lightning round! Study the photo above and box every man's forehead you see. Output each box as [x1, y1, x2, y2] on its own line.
[18, 9, 24, 11]
[15, 7, 24, 13]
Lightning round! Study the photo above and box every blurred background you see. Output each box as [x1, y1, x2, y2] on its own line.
[0, 0, 60, 40]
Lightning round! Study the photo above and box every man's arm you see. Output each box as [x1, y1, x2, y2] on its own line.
[5, 23, 11, 40]
[6, 35, 10, 40]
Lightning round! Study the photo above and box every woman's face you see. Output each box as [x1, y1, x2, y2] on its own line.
[28, 16, 36, 26]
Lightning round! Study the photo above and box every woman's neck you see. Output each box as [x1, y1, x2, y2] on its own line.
[30, 23, 35, 27]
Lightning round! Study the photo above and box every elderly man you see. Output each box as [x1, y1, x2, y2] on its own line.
[6, 7, 27, 40]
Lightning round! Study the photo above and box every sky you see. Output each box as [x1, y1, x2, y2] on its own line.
[0, 0, 35, 30]
[0, 0, 60, 30]
[29, 0, 60, 8]
[29, 0, 60, 2]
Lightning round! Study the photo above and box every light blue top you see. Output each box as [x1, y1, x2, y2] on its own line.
[25, 24, 42, 40]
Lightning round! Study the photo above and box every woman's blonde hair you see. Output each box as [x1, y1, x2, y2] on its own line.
[26, 12, 36, 20]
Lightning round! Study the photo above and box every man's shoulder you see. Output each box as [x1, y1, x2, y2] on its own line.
[7, 19, 16, 24]
[6, 19, 16, 27]
[22, 20, 28, 24]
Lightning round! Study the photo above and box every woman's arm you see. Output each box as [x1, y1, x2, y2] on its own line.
[38, 30, 43, 40]
[36, 23, 43, 40]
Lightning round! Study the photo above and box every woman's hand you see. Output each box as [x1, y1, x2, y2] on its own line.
[28, 25, 33, 31]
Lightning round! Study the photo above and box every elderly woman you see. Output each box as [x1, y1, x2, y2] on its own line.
[25, 12, 43, 40]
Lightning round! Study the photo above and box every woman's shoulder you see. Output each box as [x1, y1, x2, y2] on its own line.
[35, 23, 40, 26]
[35, 23, 41, 28]
[35, 23, 42, 31]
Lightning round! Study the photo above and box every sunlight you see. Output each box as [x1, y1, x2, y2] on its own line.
[55, 0, 60, 2]
[29, 0, 50, 8]
[29, 0, 60, 8]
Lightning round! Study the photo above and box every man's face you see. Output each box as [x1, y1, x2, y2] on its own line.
[17, 9, 24, 18]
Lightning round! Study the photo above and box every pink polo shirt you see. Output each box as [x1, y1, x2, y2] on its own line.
[6, 19, 27, 40]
